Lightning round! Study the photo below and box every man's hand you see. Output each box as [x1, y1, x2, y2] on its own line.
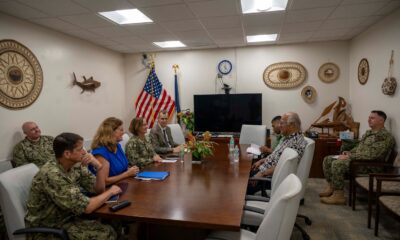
[260, 146, 272, 154]
[251, 159, 264, 170]
[108, 185, 122, 195]
[82, 153, 102, 170]
[172, 146, 181, 153]
[338, 154, 349, 160]
[153, 154, 163, 162]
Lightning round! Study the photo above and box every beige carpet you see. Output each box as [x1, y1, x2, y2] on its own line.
[291, 178, 400, 240]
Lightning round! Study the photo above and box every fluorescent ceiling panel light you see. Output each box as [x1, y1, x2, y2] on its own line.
[241, 0, 288, 14]
[153, 41, 186, 48]
[99, 9, 152, 25]
[247, 34, 278, 42]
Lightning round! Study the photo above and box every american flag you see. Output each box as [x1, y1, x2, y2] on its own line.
[135, 66, 175, 128]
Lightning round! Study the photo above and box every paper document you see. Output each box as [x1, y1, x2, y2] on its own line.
[246, 143, 261, 155]
[162, 159, 177, 163]
[332, 155, 339, 159]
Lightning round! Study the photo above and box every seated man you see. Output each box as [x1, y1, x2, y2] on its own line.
[320, 110, 395, 205]
[247, 112, 307, 194]
[150, 110, 182, 154]
[13, 121, 54, 167]
[25, 132, 122, 240]
[259, 115, 283, 155]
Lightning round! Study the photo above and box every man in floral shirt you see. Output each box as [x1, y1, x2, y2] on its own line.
[247, 112, 307, 194]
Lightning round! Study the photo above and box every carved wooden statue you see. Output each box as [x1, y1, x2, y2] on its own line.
[309, 97, 359, 138]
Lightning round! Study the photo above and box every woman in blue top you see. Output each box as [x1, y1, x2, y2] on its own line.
[91, 117, 139, 185]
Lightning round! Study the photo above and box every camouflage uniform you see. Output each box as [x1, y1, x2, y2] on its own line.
[323, 128, 394, 190]
[125, 135, 155, 168]
[0, 136, 55, 237]
[13, 135, 55, 167]
[25, 161, 117, 240]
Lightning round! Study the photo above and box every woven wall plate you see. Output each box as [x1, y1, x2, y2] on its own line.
[318, 62, 340, 83]
[358, 58, 369, 85]
[0, 39, 43, 109]
[263, 62, 307, 89]
[301, 85, 317, 103]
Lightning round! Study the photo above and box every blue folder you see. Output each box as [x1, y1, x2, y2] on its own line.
[136, 171, 170, 180]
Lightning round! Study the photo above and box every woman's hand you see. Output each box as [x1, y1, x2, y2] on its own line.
[153, 154, 163, 162]
[125, 166, 140, 177]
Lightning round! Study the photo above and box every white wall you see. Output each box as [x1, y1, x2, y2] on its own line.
[125, 42, 350, 133]
[0, 13, 126, 161]
[349, 8, 400, 151]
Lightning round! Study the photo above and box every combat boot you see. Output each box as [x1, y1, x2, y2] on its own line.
[319, 182, 333, 197]
[320, 190, 346, 205]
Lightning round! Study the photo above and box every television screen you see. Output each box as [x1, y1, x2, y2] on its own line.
[194, 94, 262, 133]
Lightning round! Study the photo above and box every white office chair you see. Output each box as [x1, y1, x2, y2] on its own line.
[207, 174, 302, 240]
[168, 123, 185, 145]
[119, 133, 130, 152]
[239, 125, 267, 146]
[242, 148, 299, 226]
[293, 137, 315, 240]
[0, 164, 68, 240]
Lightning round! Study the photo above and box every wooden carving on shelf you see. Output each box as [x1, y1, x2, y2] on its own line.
[309, 97, 359, 138]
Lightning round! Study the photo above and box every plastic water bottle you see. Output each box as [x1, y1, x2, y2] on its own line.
[233, 145, 239, 163]
[229, 136, 234, 152]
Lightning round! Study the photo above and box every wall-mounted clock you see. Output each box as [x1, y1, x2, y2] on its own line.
[218, 60, 232, 75]
[0, 39, 43, 109]
[358, 58, 369, 85]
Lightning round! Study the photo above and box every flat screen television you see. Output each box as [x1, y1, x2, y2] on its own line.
[194, 93, 262, 133]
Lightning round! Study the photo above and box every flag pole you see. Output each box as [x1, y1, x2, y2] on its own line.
[173, 64, 180, 124]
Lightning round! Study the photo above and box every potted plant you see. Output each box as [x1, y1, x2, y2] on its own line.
[178, 109, 194, 133]
[186, 131, 216, 161]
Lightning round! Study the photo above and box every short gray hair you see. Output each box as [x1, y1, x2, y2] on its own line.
[286, 112, 301, 130]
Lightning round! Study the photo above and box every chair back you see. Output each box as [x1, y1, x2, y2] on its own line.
[256, 174, 302, 240]
[270, 148, 299, 196]
[168, 123, 185, 145]
[0, 163, 39, 240]
[239, 124, 267, 146]
[296, 137, 315, 199]
[119, 133, 130, 152]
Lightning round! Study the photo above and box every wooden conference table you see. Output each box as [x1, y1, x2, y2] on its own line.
[94, 142, 252, 239]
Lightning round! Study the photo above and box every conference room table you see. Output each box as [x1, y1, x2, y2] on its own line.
[94, 142, 253, 240]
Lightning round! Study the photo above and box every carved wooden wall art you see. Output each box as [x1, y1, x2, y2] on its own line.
[263, 62, 307, 89]
[0, 39, 43, 109]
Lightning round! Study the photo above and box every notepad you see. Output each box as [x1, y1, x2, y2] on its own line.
[246, 143, 261, 155]
[135, 171, 170, 180]
[162, 159, 177, 163]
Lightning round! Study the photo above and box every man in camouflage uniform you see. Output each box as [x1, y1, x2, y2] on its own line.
[13, 121, 55, 167]
[320, 110, 395, 205]
[25, 132, 122, 240]
[1, 122, 54, 237]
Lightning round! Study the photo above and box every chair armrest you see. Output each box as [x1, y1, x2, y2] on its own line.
[249, 176, 272, 182]
[350, 160, 391, 178]
[376, 177, 400, 195]
[243, 205, 265, 214]
[245, 195, 270, 202]
[14, 227, 69, 240]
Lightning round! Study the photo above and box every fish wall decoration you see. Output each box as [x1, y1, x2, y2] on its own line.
[72, 72, 101, 93]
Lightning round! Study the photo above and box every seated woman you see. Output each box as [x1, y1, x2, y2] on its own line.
[91, 117, 139, 185]
[125, 117, 163, 168]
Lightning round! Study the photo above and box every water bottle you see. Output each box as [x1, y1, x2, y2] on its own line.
[229, 136, 234, 152]
[233, 145, 239, 163]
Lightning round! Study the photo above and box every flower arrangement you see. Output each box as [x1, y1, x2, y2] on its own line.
[177, 109, 194, 132]
[186, 131, 216, 160]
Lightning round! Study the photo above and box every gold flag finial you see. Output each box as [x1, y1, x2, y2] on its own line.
[172, 64, 179, 74]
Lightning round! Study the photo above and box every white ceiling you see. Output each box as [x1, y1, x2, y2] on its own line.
[1, 0, 399, 53]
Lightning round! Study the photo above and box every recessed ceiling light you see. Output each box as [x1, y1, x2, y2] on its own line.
[153, 41, 186, 48]
[99, 9, 153, 25]
[241, 0, 288, 14]
[247, 34, 278, 42]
